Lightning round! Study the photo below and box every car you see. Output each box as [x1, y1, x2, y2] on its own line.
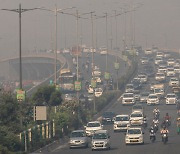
[169, 77, 179, 87]
[172, 86, 180, 94]
[158, 65, 167, 73]
[155, 72, 166, 82]
[125, 84, 134, 93]
[165, 93, 177, 105]
[141, 57, 149, 65]
[140, 92, 149, 103]
[133, 90, 140, 101]
[156, 52, 164, 58]
[69, 130, 89, 148]
[130, 111, 144, 126]
[144, 49, 153, 55]
[132, 104, 143, 113]
[85, 121, 103, 137]
[166, 67, 175, 77]
[125, 127, 144, 145]
[95, 88, 103, 97]
[113, 115, 130, 132]
[122, 93, 135, 105]
[147, 94, 159, 105]
[174, 65, 180, 74]
[91, 130, 110, 151]
[155, 57, 163, 65]
[137, 74, 148, 83]
[167, 58, 175, 66]
[102, 111, 116, 124]
[131, 78, 142, 90]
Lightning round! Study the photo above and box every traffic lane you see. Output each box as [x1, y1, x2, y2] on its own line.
[53, 101, 180, 154]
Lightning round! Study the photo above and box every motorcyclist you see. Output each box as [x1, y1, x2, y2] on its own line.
[164, 113, 170, 120]
[153, 107, 160, 118]
[153, 118, 159, 125]
[160, 126, 169, 141]
[149, 125, 156, 141]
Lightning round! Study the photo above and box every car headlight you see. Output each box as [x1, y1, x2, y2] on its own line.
[80, 140, 85, 143]
[70, 140, 74, 143]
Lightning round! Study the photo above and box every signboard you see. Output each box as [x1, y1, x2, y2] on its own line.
[104, 72, 110, 80]
[33, 106, 47, 121]
[16, 89, 26, 102]
[114, 62, 120, 70]
[74, 81, 81, 91]
[91, 79, 96, 88]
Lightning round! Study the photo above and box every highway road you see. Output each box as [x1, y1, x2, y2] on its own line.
[41, 52, 180, 154]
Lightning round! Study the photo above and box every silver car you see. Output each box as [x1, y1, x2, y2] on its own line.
[91, 130, 110, 151]
[69, 130, 88, 148]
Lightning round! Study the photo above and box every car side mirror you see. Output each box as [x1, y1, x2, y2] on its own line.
[142, 132, 144, 134]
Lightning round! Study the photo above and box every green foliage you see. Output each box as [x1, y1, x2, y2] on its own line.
[0, 93, 20, 132]
[0, 126, 21, 153]
[32, 85, 62, 106]
[96, 92, 116, 112]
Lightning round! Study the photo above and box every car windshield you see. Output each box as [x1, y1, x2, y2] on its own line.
[103, 112, 114, 118]
[131, 113, 143, 117]
[71, 132, 86, 138]
[141, 93, 149, 97]
[87, 122, 100, 127]
[128, 129, 141, 134]
[124, 93, 133, 98]
[167, 94, 176, 98]
[93, 133, 108, 139]
[133, 105, 142, 110]
[116, 116, 129, 121]
[149, 95, 157, 99]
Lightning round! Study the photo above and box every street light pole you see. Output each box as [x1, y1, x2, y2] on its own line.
[2, 4, 40, 89]
[39, 6, 75, 85]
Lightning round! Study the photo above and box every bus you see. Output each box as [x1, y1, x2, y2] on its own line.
[59, 68, 75, 93]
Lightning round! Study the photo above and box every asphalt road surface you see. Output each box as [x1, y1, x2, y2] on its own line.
[47, 53, 180, 154]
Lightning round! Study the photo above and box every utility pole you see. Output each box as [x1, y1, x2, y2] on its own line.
[2, 4, 40, 90]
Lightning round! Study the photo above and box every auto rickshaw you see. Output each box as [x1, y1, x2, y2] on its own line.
[176, 118, 180, 134]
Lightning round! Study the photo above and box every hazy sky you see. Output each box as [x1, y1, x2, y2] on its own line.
[0, 0, 180, 57]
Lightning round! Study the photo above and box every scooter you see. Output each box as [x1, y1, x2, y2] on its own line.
[162, 133, 168, 144]
[150, 129, 156, 143]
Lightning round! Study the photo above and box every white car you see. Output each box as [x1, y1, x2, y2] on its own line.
[93, 70, 101, 77]
[122, 93, 135, 105]
[91, 130, 110, 151]
[166, 93, 177, 105]
[125, 84, 134, 93]
[113, 115, 130, 132]
[169, 77, 179, 87]
[158, 65, 167, 73]
[174, 65, 180, 74]
[130, 111, 144, 126]
[166, 68, 175, 77]
[147, 94, 159, 105]
[85, 121, 103, 137]
[95, 88, 103, 97]
[155, 72, 166, 82]
[137, 74, 148, 83]
[167, 58, 175, 66]
[125, 127, 144, 145]
[155, 57, 163, 65]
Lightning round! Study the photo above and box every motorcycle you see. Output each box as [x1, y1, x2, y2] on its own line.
[150, 129, 156, 143]
[165, 119, 171, 127]
[143, 118, 148, 128]
[162, 133, 168, 144]
[154, 112, 160, 119]
[153, 123, 159, 133]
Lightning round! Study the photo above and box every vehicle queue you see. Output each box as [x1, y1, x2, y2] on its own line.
[67, 47, 180, 151]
